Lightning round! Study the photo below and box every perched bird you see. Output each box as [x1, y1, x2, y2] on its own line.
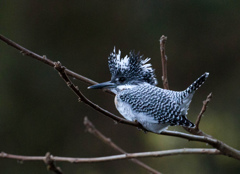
[88, 48, 209, 133]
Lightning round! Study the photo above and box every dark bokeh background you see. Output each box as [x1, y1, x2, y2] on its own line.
[1, 1, 240, 173]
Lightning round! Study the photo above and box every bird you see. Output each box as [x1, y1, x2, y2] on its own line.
[88, 48, 209, 133]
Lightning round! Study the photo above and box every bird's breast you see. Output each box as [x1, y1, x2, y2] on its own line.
[114, 95, 135, 121]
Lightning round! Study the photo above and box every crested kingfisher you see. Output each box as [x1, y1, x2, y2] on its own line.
[88, 48, 209, 133]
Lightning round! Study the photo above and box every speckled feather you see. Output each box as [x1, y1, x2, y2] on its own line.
[108, 48, 157, 86]
[116, 84, 194, 127]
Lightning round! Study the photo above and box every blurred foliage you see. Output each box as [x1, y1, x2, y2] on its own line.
[0, 0, 240, 173]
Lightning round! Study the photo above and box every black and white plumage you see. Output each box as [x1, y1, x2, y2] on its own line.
[88, 48, 209, 133]
[108, 47, 157, 87]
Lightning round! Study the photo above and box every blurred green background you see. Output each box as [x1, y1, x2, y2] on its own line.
[0, 1, 240, 173]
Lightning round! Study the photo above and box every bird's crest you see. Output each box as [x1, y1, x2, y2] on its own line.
[108, 47, 157, 85]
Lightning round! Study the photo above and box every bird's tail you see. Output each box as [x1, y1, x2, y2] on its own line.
[184, 72, 209, 95]
[171, 115, 195, 128]
[178, 72, 209, 113]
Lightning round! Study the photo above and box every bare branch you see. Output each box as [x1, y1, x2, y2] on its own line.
[195, 92, 212, 129]
[0, 149, 221, 163]
[161, 130, 240, 160]
[159, 35, 169, 89]
[184, 93, 213, 137]
[0, 34, 97, 86]
[84, 117, 162, 174]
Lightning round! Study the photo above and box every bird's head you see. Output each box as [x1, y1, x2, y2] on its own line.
[88, 47, 157, 93]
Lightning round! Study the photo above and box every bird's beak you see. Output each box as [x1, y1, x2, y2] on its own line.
[88, 81, 115, 89]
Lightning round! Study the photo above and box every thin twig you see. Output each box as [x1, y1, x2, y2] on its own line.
[0, 34, 97, 86]
[195, 93, 212, 129]
[183, 93, 213, 137]
[159, 35, 169, 89]
[0, 149, 221, 163]
[84, 117, 161, 174]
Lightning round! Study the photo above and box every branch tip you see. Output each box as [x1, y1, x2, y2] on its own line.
[205, 92, 212, 103]
[159, 35, 169, 89]
[0, 152, 7, 157]
[159, 35, 167, 44]
[195, 92, 213, 128]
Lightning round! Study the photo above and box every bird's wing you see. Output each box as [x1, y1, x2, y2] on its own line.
[118, 85, 182, 125]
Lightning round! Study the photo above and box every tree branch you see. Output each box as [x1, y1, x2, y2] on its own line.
[0, 34, 97, 86]
[195, 92, 212, 129]
[84, 116, 161, 174]
[184, 93, 213, 137]
[0, 148, 221, 163]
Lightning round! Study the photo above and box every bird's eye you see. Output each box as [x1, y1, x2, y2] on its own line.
[118, 77, 126, 82]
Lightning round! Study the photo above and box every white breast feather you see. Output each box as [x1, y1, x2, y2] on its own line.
[114, 95, 170, 133]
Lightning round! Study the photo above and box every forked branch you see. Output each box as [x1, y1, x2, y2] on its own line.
[184, 93, 213, 137]
[195, 92, 212, 129]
